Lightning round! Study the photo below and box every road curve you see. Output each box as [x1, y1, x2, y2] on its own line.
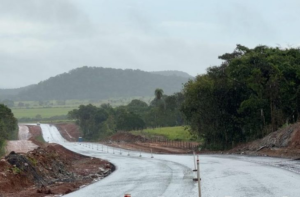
[40, 124, 300, 197]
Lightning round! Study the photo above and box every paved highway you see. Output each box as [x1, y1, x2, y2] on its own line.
[40, 124, 300, 197]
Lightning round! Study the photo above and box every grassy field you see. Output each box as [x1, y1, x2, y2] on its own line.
[131, 126, 195, 141]
[11, 96, 154, 121]
[12, 107, 76, 119]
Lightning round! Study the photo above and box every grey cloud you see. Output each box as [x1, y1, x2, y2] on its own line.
[215, 1, 276, 43]
[0, 0, 86, 24]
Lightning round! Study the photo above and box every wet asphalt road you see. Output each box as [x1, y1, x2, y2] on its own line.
[40, 124, 300, 197]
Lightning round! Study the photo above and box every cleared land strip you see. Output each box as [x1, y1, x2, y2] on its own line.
[6, 125, 38, 153]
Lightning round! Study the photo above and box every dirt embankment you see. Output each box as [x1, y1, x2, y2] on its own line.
[229, 122, 300, 159]
[104, 132, 199, 154]
[27, 125, 45, 147]
[55, 123, 82, 142]
[0, 144, 113, 197]
[1, 124, 114, 197]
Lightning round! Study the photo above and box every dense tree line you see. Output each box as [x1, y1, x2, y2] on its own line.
[68, 90, 185, 140]
[7, 67, 190, 101]
[0, 104, 18, 154]
[182, 45, 300, 149]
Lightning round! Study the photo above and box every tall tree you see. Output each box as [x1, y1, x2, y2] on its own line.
[155, 88, 164, 100]
[182, 44, 300, 149]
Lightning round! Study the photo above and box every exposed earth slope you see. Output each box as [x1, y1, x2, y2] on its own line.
[0, 125, 113, 197]
[230, 122, 300, 158]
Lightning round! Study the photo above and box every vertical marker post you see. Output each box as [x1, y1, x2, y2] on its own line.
[197, 155, 201, 197]
[193, 151, 197, 171]
[151, 148, 153, 158]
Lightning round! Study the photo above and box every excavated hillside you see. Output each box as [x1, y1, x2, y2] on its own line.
[230, 122, 300, 159]
[0, 143, 113, 197]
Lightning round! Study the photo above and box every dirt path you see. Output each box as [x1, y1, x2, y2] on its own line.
[6, 125, 38, 154]
[18, 125, 32, 140]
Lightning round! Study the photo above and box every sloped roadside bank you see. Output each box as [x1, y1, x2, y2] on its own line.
[0, 125, 115, 197]
[228, 122, 300, 159]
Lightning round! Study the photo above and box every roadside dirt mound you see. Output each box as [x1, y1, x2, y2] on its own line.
[109, 132, 148, 142]
[106, 132, 198, 154]
[0, 144, 113, 196]
[27, 125, 45, 147]
[230, 122, 300, 158]
[55, 123, 82, 142]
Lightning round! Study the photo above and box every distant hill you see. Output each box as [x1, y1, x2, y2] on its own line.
[12, 67, 189, 101]
[152, 71, 193, 78]
[0, 85, 36, 100]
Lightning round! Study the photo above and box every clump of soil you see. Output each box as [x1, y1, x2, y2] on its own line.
[229, 122, 300, 159]
[0, 144, 113, 196]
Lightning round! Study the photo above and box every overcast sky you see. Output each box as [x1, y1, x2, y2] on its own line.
[1, 0, 300, 88]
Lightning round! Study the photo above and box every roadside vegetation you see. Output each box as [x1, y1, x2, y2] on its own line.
[182, 45, 300, 150]
[34, 135, 46, 144]
[68, 89, 185, 141]
[0, 104, 18, 157]
[130, 126, 195, 141]
[0, 140, 6, 157]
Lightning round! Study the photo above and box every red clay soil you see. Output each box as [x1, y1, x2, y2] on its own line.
[0, 144, 113, 197]
[55, 123, 82, 142]
[27, 125, 45, 147]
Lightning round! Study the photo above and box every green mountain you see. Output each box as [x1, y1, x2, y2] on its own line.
[152, 70, 193, 78]
[12, 66, 190, 101]
[0, 85, 36, 100]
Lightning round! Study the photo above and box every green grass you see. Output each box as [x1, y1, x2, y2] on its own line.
[12, 107, 76, 119]
[12, 97, 154, 121]
[131, 126, 194, 141]
[34, 135, 46, 144]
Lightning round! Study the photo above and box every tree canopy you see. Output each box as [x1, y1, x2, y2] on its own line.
[68, 89, 185, 140]
[0, 104, 18, 154]
[182, 45, 300, 149]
